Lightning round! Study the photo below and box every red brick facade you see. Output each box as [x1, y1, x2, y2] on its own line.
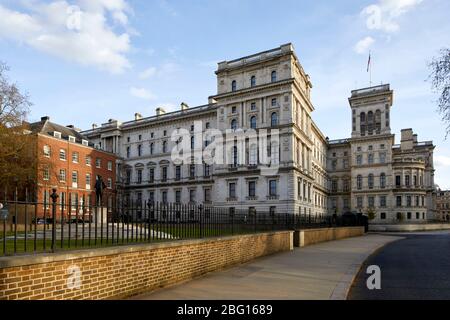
[36, 133, 117, 220]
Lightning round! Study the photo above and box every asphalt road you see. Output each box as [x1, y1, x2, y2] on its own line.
[348, 231, 450, 300]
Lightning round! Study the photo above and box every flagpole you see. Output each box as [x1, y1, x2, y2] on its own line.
[369, 51, 372, 87]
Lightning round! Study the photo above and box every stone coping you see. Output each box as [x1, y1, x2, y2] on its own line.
[0, 231, 292, 269]
[298, 226, 364, 232]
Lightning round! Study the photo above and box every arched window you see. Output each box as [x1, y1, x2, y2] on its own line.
[250, 76, 256, 87]
[380, 173, 386, 188]
[368, 174, 374, 189]
[367, 111, 374, 135]
[271, 112, 278, 127]
[231, 119, 237, 130]
[375, 109, 381, 134]
[271, 71, 277, 83]
[162, 141, 167, 153]
[360, 112, 366, 136]
[357, 175, 363, 190]
[250, 116, 257, 129]
[231, 80, 237, 92]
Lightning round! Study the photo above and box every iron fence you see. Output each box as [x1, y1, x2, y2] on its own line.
[0, 190, 364, 257]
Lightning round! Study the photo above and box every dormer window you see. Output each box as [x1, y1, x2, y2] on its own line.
[68, 136, 76, 143]
[54, 131, 61, 139]
[82, 139, 89, 146]
[231, 80, 237, 92]
[250, 76, 256, 87]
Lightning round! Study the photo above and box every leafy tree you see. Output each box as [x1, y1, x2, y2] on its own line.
[429, 48, 450, 136]
[0, 62, 35, 199]
[366, 207, 376, 220]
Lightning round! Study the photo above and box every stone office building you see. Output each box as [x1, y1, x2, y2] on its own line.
[81, 43, 435, 222]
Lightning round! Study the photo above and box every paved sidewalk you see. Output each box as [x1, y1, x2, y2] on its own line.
[130, 234, 402, 300]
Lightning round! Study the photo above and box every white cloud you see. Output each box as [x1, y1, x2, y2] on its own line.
[130, 87, 157, 100]
[435, 155, 450, 167]
[361, 0, 423, 33]
[0, 1, 132, 74]
[354, 36, 375, 54]
[138, 62, 180, 80]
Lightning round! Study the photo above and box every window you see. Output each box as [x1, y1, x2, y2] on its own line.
[407, 195, 412, 207]
[380, 196, 386, 207]
[248, 181, 256, 197]
[271, 71, 277, 83]
[162, 191, 168, 204]
[189, 190, 196, 203]
[250, 116, 257, 129]
[86, 156, 91, 166]
[86, 173, 91, 186]
[405, 175, 410, 187]
[138, 144, 142, 157]
[331, 180, 338, 192]
[231, 80, 237, 92]
[229, 183, 236, 199]
[72, 152, 79, 163]
[357, 175, 363, 190]
[271, 112, 278, 127]
[249, 144, 258, 165]
[126, 146, 130, 158]
[368, 174, 374, 189]
[204, 164, 211, 177]
[138, 134, 142, 141]
[380, 173, 386, 188]
[204, 188, 211, 203]
[162, 141, 168, 153]
[162, 167, 168, 182]
[107, 178, 112, 189]
[269, 180, 277, 196]
[230, 119, 238, 131]
[356, 155, 362, 165]
[190, 164, 196, 179]
[43, 167, 50, 181]
[149, 168, 154, 183]
[368, 154, 374, 164]
[126, 169, 131, 184]
[127, 137, 130, 143]
[150, 143, 154, 155]
[232, 106, 237, 114]
[60, 149, 66, 161]
[407, 212, 412, 219]
[107, 161, 113, 171]
[416, 212, 420, 219]
[43, 145, 51, 157]
[72, 171, 78, 184]
[175, 166, 181, 181]
[54, 131, 61, 139]
[368, 196, 375, 208]
[68, 136, 75, 143]
[190, 125, 195, 132]
[137, 169, 143, 184]
[96, 158, 101, 168]
[396, 196, 402, 207]
[149, 191, 155, 203]
[206, 122, 210, 129]
[271, 98, 277, 107]
[175, 190, 181, 203]
[163, 130, 167, 136]
[381, 212, 386, 219]
[343, 179, 350, 192]
[59, 169, 66, 182]
[251, 102, 256, 110]
[357, 196, 363, 208]
[250, 76, 256, 87]
[395, 175, 401, 187]
[379, 152, 386, 163]
[331, 160, 337, 170]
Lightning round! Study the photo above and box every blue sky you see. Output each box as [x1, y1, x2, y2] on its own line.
[1, 0, 450, 188]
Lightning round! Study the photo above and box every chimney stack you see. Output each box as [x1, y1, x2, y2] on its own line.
[41, 116, 50, 122]
[135, 113, 142, 121]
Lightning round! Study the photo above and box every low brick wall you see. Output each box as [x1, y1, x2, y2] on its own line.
[294, 226, 365, 247]
[0, 231, 292, 300]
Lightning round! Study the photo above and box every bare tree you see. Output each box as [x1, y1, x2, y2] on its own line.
[429, 48, 450, 136]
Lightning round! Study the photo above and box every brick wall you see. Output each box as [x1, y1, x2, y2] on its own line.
[0, 231, 292, 300]
[293, 227, 365, 247]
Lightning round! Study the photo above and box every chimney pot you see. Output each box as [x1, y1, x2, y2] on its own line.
[41, 116, 50, 122]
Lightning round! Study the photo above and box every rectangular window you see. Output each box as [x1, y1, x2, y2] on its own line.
[175, 166, 181, 180]
[96, 158, 101, 168]
[368, 196, 375, 208]
[269, 180, 277, 196]
[379, 152, 386, 163]
[204, 188, 211, 203]
[43, 145, 51, 157]
[137, 169, 142, 184]
[407, 195, 412, 207]
[107, 161, 113, 171]
[405, 175, 410, 187]
[229, 183, 236, 199]
[72, 152, 79, 163]
[72, 171, 78, 184]
[357, 196, 363, 208]
[60, 149, 66, 160]
[190, 164, 195, 179]
[107, 178, 112, 189]
[59, 169, 66, 182]
[149, 168, 154, 183]
[162, 191, 167, 203]
[396, 196, 402, 207]
[396, 175, 401, 187]
[380, 196, 386, 207]
[162, 167, 167, 182]
[175, 190, 181, 203]
[86, 173, 91, 186]
[248, 181, 256, 197]
[204, 164, 210, 177]
[189, 189, 196, 203]
[86, 156, 91, 166]
[43, 167, 50, 181]
[271, 98, 277, 107]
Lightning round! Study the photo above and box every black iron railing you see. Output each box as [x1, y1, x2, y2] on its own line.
[0, 190, 364, 257]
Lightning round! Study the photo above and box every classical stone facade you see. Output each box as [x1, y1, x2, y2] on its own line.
[435, 190, 450, 221]
[80, 43, 435, 222]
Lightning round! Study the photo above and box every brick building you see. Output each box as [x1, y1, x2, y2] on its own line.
[435, 189, 450, 221]
[29, 116, 117, 220]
